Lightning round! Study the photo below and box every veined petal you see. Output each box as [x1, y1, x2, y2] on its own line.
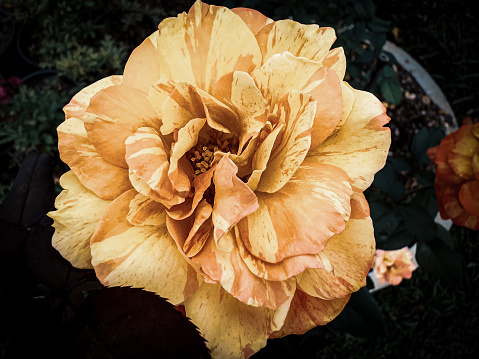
[323, 47, 347, 80]
[123, 31, 161, 93]
[58, 117, 132, 200]
[213, 71, 269, 150]
[63, 75, 122, 120]
[191, 230, 295, 309]
[256, 20, 336, 63]
[238, 162, 352, 264]
[235, 227, 334, 282]
[443, 185, 479, 230]
[270, 289, 350, 338]
[256, 90, 316, 193]
[212, 155, 259, 247]
[126, 192, 166, 226]
[182, 200, 213, 258]
[84, 85, 160, 168]
[306, 86, 390, 191]
[231, 7, 273, 35]
[298, 215, 375, 300]
[156, 1, 262, 93]
[125, 127, 175, 201]
[183, 282, 292, 359]
[90, 190, 202, 305]
[48, 171, 110, 269]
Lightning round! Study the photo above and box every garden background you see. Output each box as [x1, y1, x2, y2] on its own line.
[1, 0, 478, 358]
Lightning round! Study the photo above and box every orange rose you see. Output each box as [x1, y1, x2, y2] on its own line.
[48, 2, 390, 357]
[372, 247, 418, 286]
[428, 123, 479, 230]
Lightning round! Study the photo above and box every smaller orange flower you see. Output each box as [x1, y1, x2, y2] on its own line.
[372, 247, 417, 286]
[428, 123, 479, 230]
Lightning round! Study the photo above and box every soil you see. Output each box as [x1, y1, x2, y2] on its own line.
[386, 64, 456, 158]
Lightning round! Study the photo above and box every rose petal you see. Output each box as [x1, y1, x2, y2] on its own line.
[126, 192, 166, 226]
[256, 90, 316, 193]
[298, 215, 375, 300]
[58, 117, 132, 200]
[213, 71, 269, 150]
[443, 184, 479, 230]
[212, 155, 259, 246]
[323, 47, 347, 80]
[90, 190, 202, 305]
[231, 7, 273, 35]
[123, 31, 161, 93]
[256, 20, 336, 63]
[84, 85, 160, 168]
[156, 1, 261, 93]
[306, 86, 391, 191]
[431, 133, 464, 184]
[238, 162, 352, 264]
[270, 289, 350, 338]
[191, 230, 295, 309]
[183, 282, 292, 359]
[63, 75, 122, 120]
[183, 200, 213, 258]
[48, 171, 110, 269]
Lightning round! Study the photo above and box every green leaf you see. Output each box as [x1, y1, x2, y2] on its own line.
[372, 159, 408, 202]
[382, 65, 396, 79]
[398, 203, 437, 242]
[416, 238, 463, 287]
[410, 187, 438, 218]
[381, 78, 403, 105]
[378, 228, 414, 250]
[412, 126, 445, 167]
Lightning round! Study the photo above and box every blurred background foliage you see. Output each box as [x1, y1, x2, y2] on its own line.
[1, 0, 478, 358]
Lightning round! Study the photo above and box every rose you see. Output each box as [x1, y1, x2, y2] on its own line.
[372, 247, 418, 286]
[428, 123, 479, 230]
[48, 1, 390, 357]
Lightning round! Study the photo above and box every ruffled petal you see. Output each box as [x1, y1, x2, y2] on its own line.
[430, 133, 463, 183]
[238, 162, 352, 264]
[212, 155, 259, 246]
[156, 1, 262, 93]
[122, 31, 161, 93]
[298, 215, 375, 300]
[63, 75, 122, 120]
[270, 289, 350, 338]
[213, 71, 269, 150]
[256, 90, 316, 193]
[231, 7, 273, 35]
[256, 20, 336, 63]
[126, 126, 188, 208]
[90, 190, 202, 305]
[183, 282, 292, 359]
[126, 192, 166, 226]
[443, 185, 479, 230]
[58, 117, 132, 200]
[84, 85, 160, 168]
[48, 171, 110, 269]
[306, 86, 390, 191]
[323, 47, 347, 80]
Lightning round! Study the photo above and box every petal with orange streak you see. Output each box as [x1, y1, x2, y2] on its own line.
[306, 86, 391, 191]
[48, 171, 110, 269]
[58, 117, 132, 200]
[156, 1, 261, 93]
[123, 31, 161, 93]
[432, 133, 464, 183]
[235, 227, 333, 282]
[191, 230, 295, 309]
[63, 75, 122, 120]
[183, 200, 213, 258]
[84, 85, 160, 168]
[213, 71, 269, 150]
[126, 192, 166, 226]
[252, 52, 343, 149]
[256, 90, 316, 193]
[231, 7, 273, 35]
[270, 289, 350, 338]
[90, 190, 202, 305]
[323, 47, 347, 80]
[126, 127, 187, 208]
[256, 20, 336, 63]
[298, 215, 375, 300]
[169, 117, 206, 192]
[183, 282, 292, 359]
[238, 162, 352, 264]
[212, 155, 259, 246]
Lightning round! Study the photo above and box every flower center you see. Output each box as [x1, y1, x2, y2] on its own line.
[186, 130, 239, 176]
